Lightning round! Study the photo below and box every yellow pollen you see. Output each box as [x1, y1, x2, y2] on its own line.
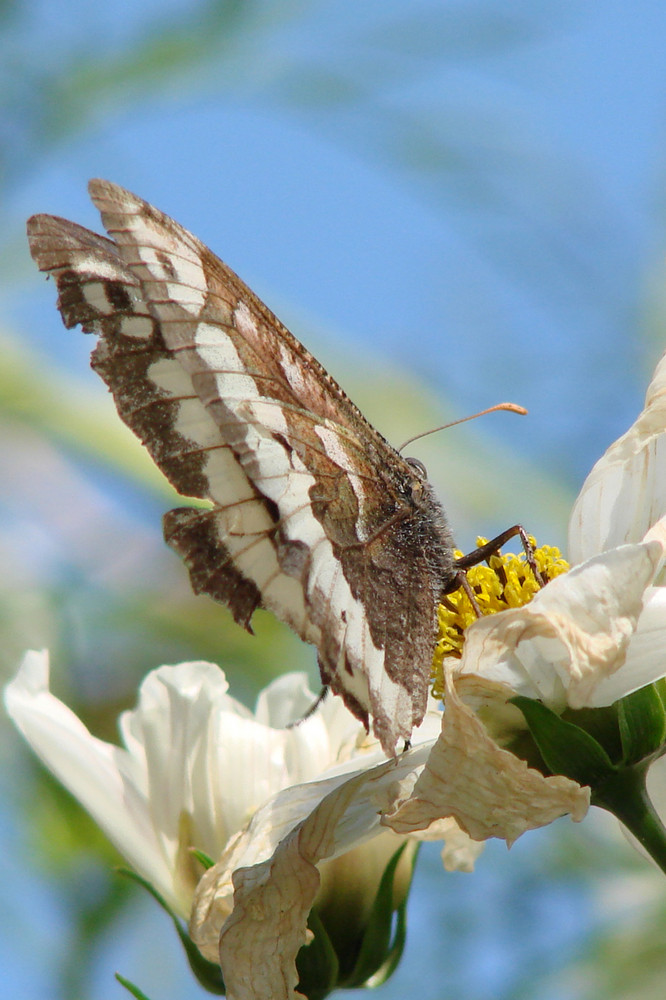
[431, 537, 569, 700]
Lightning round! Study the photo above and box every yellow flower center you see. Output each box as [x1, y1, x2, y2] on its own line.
[431, 538, 569, 700]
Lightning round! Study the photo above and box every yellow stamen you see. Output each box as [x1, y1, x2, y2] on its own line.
[431, 537, 569, 700]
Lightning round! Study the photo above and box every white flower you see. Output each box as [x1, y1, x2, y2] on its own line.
[456, 518, 666, 713]
[4, 648, 585, 1000]
[4, 651, 366, 917]
[454, 343, 666, 716]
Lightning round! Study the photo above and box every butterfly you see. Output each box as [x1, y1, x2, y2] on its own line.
[28, 180, 461, 756]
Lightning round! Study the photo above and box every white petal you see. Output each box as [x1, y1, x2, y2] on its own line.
[568, 349, 666, 563]
[589, 586, 666, 706]
[253, 672, 319, 729]
[4, 651, 179, 909]
[121, 661, 259, 876]
[438, 820, 486, 873]
[254, 672, 368, 780]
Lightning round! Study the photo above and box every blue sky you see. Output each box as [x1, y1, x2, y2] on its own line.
[6, 0, 666, 490]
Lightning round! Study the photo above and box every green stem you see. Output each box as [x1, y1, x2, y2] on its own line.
[593, 764, 666, 875]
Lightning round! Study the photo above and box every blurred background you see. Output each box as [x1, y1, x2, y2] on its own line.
[2, 1, 666, 998]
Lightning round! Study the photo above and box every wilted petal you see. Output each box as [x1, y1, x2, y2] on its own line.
[189, 728, 435, 963]
[189, 770, 362, 963]
[214, 744, 447, 1000]
[413, 816, 485, 873]
[456, 530, 666, 711]
[384, 670, 589, 845]
[218, 812, 328, 1000]
[439, 821, 486, 873]
[202, 672, 587, 999]
[569, 349, 666, 563]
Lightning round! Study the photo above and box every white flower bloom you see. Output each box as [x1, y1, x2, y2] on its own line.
[454, 343, 666, 718]
[5, 608, 598, 1000]
[7, 649, 477, 996]
[456, 518, 666, 712]
[6, 652, 582, 1000]
[4, 651, 366, 916]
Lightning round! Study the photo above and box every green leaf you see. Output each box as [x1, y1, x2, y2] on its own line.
[363, 849, 416, 988]
[343, 842, 415, 989]
[560, 704, 622, 763]
[618, 685, 666, 763]
[191, 848, 215, 870]
[511, 697, 616, 785]
[116, 868, 225, 995]
[115, 973, 154, 1000]
[654, 677, 666, 710]
[295, 909, 340, 1000]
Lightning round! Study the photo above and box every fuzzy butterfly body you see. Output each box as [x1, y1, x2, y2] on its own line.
[27, 180, 455, 754]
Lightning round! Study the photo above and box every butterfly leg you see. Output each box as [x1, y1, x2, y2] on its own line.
[450, 524, 545, 589]
[286, 686, 329, 729]
[443, 570, 484, 617]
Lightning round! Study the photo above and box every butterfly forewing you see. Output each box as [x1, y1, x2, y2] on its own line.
[27, 180, 455, 754]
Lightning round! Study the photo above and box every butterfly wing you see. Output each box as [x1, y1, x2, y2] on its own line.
[27, 180, 454, 754]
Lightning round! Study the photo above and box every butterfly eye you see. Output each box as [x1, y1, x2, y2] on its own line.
[405, 456, 428, 479]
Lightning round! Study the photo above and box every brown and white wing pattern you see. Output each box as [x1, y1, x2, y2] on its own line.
[27, 180, 455, 754]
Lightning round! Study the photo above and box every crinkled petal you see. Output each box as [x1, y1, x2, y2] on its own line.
[189, 770, 368, 962]
[384, 670, 589, 845]
[198, 672, 586, 997]
[215, 755, 432, 1000]
[457, 532, 666, 710]
[412, 816, 485, 872]
[188, 714, 438, 963]
[218, 815, 326, 1000]
[569, 349, 666, 563]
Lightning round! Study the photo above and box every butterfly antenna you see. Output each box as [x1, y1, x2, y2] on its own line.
[397, 402, 527, 454]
